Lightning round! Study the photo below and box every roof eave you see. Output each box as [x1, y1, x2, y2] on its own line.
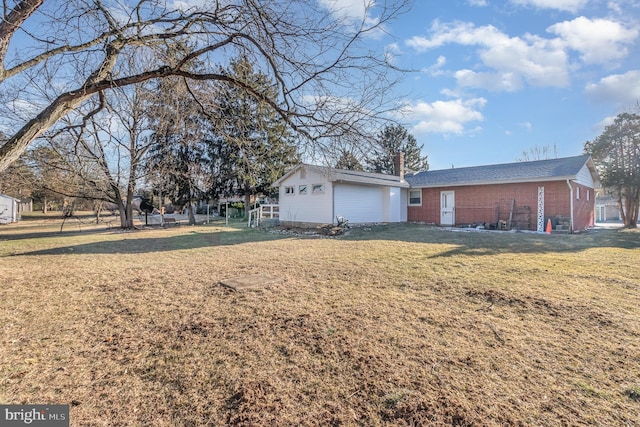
[408, 175, 580, 188]
[333, 178, 410, 188]
[272, 164, 304, 187]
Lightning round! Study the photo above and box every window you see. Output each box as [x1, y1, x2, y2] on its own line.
[312, 184, 324, 194]
[284, 186, 294, 195]
[409, 189, 422, 206]
[576, 187, 580, 200]
[298, 184, 308, 195]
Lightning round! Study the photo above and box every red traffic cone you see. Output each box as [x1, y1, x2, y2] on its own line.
[545, 218, 552, 234]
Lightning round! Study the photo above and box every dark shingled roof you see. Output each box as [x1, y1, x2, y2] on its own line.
[406, 155, 593, 188]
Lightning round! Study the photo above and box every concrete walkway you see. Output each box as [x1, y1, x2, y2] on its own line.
[594, 221, 625, 229]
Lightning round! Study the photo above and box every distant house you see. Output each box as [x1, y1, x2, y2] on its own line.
[273, 159, 409, 227]
[595, 196, 621, 222]
[0, 193, 19, 224]
[406, 155, 600, 233]
[274, 155, 600, 233]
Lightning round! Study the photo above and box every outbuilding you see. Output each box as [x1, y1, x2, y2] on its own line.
[273, 162, 409, 227]
[0, 193, 19, 224]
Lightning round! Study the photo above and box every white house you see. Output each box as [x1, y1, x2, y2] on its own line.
[0, 193, 19, 224]
[273, 163, 409, 226]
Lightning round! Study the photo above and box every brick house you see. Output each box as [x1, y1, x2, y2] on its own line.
[405, 155, 600, 232]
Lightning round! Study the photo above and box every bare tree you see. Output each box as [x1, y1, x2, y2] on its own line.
[37, 83, 156, 228]
[515, 144, 558, 162]
[0, 0, 411, 172]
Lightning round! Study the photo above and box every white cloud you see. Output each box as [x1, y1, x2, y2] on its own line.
[510, 0, 588, 12]
[318, 0, 374, 20]
[317, 0, 384, 36]
[385, 43, 401, 64]
[406, 21, 570, 90]
[468, 0, 488, 6]
[594, 115, 616, 131]
[547, 17, 638, 65]
[520, 121, 533, 131]
[421, 55, 447, 76]
[454, 70, 524, 92]
[398, 97, 487, 135]
[585, 70, 640, 105]
[405, 16, 638, 92]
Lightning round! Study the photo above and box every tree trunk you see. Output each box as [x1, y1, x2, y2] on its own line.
[617, 193, 627, 226]
[624, 188, 639, 228]
[187, 201, 196, 225]
[118, 200, 128, 228]
[94, 201, 102, 224]
[125, 193, 135, 229]
[244, 185, 252, 221]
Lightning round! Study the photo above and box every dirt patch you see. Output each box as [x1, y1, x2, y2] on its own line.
[220, 274, 284, 291]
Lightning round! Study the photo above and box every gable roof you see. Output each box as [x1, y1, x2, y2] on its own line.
[406, 155, 599, 188]
[273, 164, 410, 188]
[0, 193, 18, 201]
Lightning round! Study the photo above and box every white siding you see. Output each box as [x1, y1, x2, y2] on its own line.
[399, 189, 408, 221]
[0, 194, 17, 224]
[334, 184, 386, 224]
[388, 187, 405, 222]
[278, 167, 334, 224]
[575, 164, 595, 188]
[277, 166, 409, 225]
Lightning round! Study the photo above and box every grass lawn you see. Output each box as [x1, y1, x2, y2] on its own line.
[1, 215, 639, 426]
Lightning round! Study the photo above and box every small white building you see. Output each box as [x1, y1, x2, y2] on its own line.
[0, 193, 19, 224]
[273, 164, 409, 226]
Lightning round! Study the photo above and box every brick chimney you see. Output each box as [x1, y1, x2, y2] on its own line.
[393, 151, 405, 181]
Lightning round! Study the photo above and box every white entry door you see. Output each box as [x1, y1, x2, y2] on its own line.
[440, 191, 455, 226]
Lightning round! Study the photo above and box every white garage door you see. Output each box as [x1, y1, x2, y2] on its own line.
[334, 184, 385, 224]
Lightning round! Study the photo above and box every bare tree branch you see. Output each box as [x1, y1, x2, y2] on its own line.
[0, 0, 413, 172]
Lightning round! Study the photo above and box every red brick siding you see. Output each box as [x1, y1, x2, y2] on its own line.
[572, 182, 595, 230]
[408, 181, 594, 231]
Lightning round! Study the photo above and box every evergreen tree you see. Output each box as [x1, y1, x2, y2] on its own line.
[585, 112, 640, 228]
[335, 151, 364, 171]
[146, 75, 208, 225]
[367, 124, 429, 174]
[146, 42, 210, 225]
[206, 56, 299, 215]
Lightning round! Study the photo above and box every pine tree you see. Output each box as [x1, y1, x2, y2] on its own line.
[585, 112, 640, 228]
[146, 76, 208, 225]
[367, 124, 429, 174]
[335, 151, 364, 171]
[206, 56, 299, 216]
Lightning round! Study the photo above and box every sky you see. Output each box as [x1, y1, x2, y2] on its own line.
[4, 1, 638, 174]
[324, 0, 640, 170]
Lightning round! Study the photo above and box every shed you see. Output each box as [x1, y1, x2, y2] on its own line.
[406, 155, 600, 232]
[0, 193, 19, 224]
[273, 164, 409, 226]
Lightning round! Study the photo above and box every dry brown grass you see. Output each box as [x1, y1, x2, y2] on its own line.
[1, 215, 639, 426]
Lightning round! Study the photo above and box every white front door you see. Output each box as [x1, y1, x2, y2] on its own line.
[440, 191, 455, 226]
